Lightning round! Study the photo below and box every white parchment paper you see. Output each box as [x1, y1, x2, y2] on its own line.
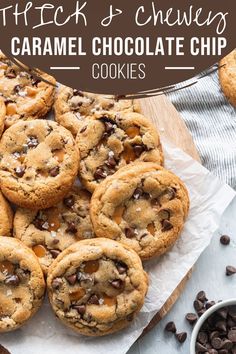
[1, 140, 235, 354]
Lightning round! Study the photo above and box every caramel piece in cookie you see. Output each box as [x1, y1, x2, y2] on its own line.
[76, 111, 163, 192]
[47, 238, 148, 336]
[0, 52, 56, 128]
[219, 49, 236, 107]
[14, 186, 94, 274]
[0, 191, 13, 236]
[0, 96, 6, 137]
[0, 237, 45, 332]
[54, 86, 140, 136]
[90, 163, 189, 260]
[0, 120, 80, 209]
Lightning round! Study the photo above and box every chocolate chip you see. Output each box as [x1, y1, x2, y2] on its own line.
[126, 313, 134, 322]
[63, 195, 75, 208]
[165, 321, 176, 333]
[197, 291, 208, 302]
[133, 188, 143, 199]
[15, 166, 25, 177]
[212, 337, 223, 349]
[32, 79, 41, 86]
[210, 331, 220, 341]
[49, 166, 59, 177]
[162, 220, 173, 232]
[27, 136, 39, 148]
[14, 85, 22, 93]
[0, 344, 11, 354]
[94, 168, 107, 180]
[228, 330, 236, 343]
[226, 266, 236, 276]
[33, 218, 49, 231]
[219, 349, 229, 354]
[80, 126, 87, 133]
[110, 279, 123, 290]
[116, 261, 127, 274]
[185, 313, 198, 325]
[6, 69, 16, 79]
[221, 339, 233, 350]
[66, 222, 77, 234]
[66, 274, 77, 285]
[88, 294, 99, 305]
[125, 227, 136, 239]
[217, 307, 228, 320]
[198, 331, 208, 345]
[133, 145, 144, 157]
[52, 239, 59, 245]
[73, 89, 84, 97]
[175, 332, 187, 343]
[206, 301, 216, 309]
[198, 309, 206, 317]
[194, 300, 204, 312]
[166, 187, 176, 200]
[208, 350, 218, 354]
[106, 156, 117, 168]
[52, 277, 63, 289]
[73, 304, 86, 315]
[196, 342, 208, 352]
[5, 275, 19, 286]
[49, 249, 60, 259]
[220, 235, 231, 245]
[158, 209, 171, 220]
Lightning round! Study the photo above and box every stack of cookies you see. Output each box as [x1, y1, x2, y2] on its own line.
[0, 53, 189, 337]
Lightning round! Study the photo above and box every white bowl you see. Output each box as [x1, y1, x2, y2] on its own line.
[190, 298, 236, 354]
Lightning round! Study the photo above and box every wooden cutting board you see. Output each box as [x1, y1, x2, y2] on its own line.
[139, 95, 200, 336]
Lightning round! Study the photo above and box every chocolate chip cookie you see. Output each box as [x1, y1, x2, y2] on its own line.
[76, 111, 164, 192]
[90, 163, 189, 260]
[0, 237, 45, 332]
[47, 238, 148, 336]
[0, 191, 13, 236]
[14, 186, 94, 274]
[219, 49, 236, 107]
[0, 120, 80, 209]
[0, 96, 6, 137]
[0, 52, 56, 128]
[54, 86, 140, 136]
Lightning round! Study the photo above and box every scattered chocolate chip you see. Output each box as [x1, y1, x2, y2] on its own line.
[73, 89, 84, 97]
[116, 261, 127, 274]
[165, 321, 176, 333]
[52, 277, 63, 289]
[80, 125, 87, 133]
[63, 195, 75, 208]
[27, 136, 39, 148]
[49, 166, 59, 177]
[110, 279, 124, 290]
[66, 222, 77, 234]
[33, 218, 49, 231]
[166, 187, 176, 200]
[162, 220, 173, 232]
[32, 79, 41, 86]
[198, 309, 206, 317]
[158, 209, 171, 220]
[52, 239, 59, 245]
[5, 275, 19, 286]
[94, 168, 107, 180]
[206, 301, 216, 309]
[175, 332, 187, 343]
[14, 84, 22, 93]
[197, 291, 208, 302]
[88, 294, 99, 305]
[14, 166, 25, 177]
[125, 227, 136, 239]
[0, 344, 11, 354]
[220, 235, 231, 245]
[185, 312, 198, 325]
[133, 144, 144, 157]
[194, 300, 204, 312]
[73, 304, 86, 315]
[49, 249, 60, 259]
[66, 274, 77, 286]
[6, 69, 16, 79]
[133, 188, 143, 199]
[226, 266, 236, 276]
[106, 156, 117, 168]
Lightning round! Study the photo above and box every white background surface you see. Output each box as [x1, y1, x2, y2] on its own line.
[128, 195, 236, 354]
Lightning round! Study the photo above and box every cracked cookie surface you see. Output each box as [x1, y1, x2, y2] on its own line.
[0, 191, 13, 236]
[14, 186, 95, 274]
[0, 120, 80, 209]
[54, 86, 140, 136]
[219, 49, 236, 107]
[47, 238, 148, 336]
[76, 111, 163, 192]
[0, 237, 45, 332]
[90, 163, 189, 260]
[0, 52, 56, 128]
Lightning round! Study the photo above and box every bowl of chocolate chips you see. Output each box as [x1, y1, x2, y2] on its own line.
[190, 299, 236, 354]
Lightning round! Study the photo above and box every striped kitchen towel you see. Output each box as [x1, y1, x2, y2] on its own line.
[168, 70, 236, 189]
